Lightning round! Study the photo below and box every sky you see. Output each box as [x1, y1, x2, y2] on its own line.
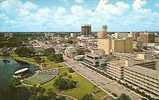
[0, 0, 159, 32]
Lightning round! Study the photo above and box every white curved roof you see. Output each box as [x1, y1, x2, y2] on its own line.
[14, 68, 29, 74]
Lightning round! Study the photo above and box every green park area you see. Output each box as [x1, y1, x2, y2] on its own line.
[42, 67, 106, 100]
[11, 53, 106, 100]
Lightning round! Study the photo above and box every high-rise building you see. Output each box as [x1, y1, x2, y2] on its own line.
[112, 37, 133, 53]
[97, 38, 112, 55]
[81, 24, 91, 36]
[97, 25, 107, 39]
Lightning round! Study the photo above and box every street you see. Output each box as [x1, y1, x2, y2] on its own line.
[64, 57, 142, 100]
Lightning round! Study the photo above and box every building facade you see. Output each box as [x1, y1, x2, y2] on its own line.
[97, 37, 133, 55]
[138, 32, 155, 43]
[97, 38, 112, 55]
[107, 60, 125, 81]
[82, 54, 106, 67]
[124, 65, 159, 99]
[97, 25, 107, 39]
[81, 24, 92, 36]
[105, 59, 159, 99]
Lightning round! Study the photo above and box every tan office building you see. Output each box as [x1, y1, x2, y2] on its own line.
[97, 37, 133, 55]
[97, 38, 112, 55]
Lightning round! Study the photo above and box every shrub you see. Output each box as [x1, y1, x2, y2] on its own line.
[68, 68, 75, 73]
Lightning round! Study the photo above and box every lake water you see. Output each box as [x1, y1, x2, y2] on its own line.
[0, 57, 37, 88]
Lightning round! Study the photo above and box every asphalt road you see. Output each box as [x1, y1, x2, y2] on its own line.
[64, 57, 142, 100]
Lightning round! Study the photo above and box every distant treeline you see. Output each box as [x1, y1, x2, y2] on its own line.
[0, 37, 27, 48]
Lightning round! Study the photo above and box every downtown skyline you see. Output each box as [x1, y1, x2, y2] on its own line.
[0, 0, 159, 32]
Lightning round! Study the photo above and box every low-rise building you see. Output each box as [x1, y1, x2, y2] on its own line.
[105, 58, 159, 99]
[82, 54, 106, 67]
[124, 65, 159, 99]
[64, 46, 77, 58]
[106, 60, 125, 81]
[112, 32, 132, 39]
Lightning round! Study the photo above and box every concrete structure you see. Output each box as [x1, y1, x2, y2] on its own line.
[77, 36, 97, 49]
[106, 58, 159, 99]
[97, 38, 112, 55]
[107, 60, 125, 81]
[97, 25, 107, 39]
[155, 35, 159, 43]
[64, 46, 77, 58]
[112, 32, 132, 39]
[124, 65, 159, 99]
[82, 54, 106, 67]
[81, 24, 92, 36]
[112, 37, 133, 53]
[138, 32, 155, 43]
[97, 37, 133, 55]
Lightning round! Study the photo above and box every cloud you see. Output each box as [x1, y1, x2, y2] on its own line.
[155, 3, 159, 8]
[133, 0, 146, 10]
[0, 0, 159, 32]
[75, 0, 84, 4]
[96, 0, 129, 16]
[18, 1, 38, 17]
[71, 5, 92, 16]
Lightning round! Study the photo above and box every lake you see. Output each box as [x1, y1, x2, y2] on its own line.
[0, 57, 37, 88]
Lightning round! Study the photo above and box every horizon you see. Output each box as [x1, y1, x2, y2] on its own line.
[0, 0, 159, 32]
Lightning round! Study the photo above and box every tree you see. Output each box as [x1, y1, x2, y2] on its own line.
[81, 94, 95, 100]
[66, 39, 73, 44]
[44, 48, 55, 56]
[54, 77, 77, 90]
[117, 93, 131, 100]
[57, 96, 66, 100]
[68, 68, 75, 73]
[0, 85, 30, 100]
[76, 48, 85, 55]
[46, 89, 57, 99]
[47, 54, 64, 63]
[34, 56, 44, 64]
[15, 46, 35, 57]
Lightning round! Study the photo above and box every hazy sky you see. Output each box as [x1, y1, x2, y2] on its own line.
[0, 0, 159, 32]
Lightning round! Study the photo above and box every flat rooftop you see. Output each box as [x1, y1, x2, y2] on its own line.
[108, 60, 126, 67]
[126, 65, 159, 79]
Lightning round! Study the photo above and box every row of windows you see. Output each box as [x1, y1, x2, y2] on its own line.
[107, 70, 122, 78]
[124, 69, 159, 85]
[124, 74, 159, 94]
[124, 69, 158, 85]
[125, 78, 159, 98]
[124, 71, 159, 90]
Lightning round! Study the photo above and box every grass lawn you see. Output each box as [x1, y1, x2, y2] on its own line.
[42, 57, 62, 68]
[42, 67, 106, 100]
